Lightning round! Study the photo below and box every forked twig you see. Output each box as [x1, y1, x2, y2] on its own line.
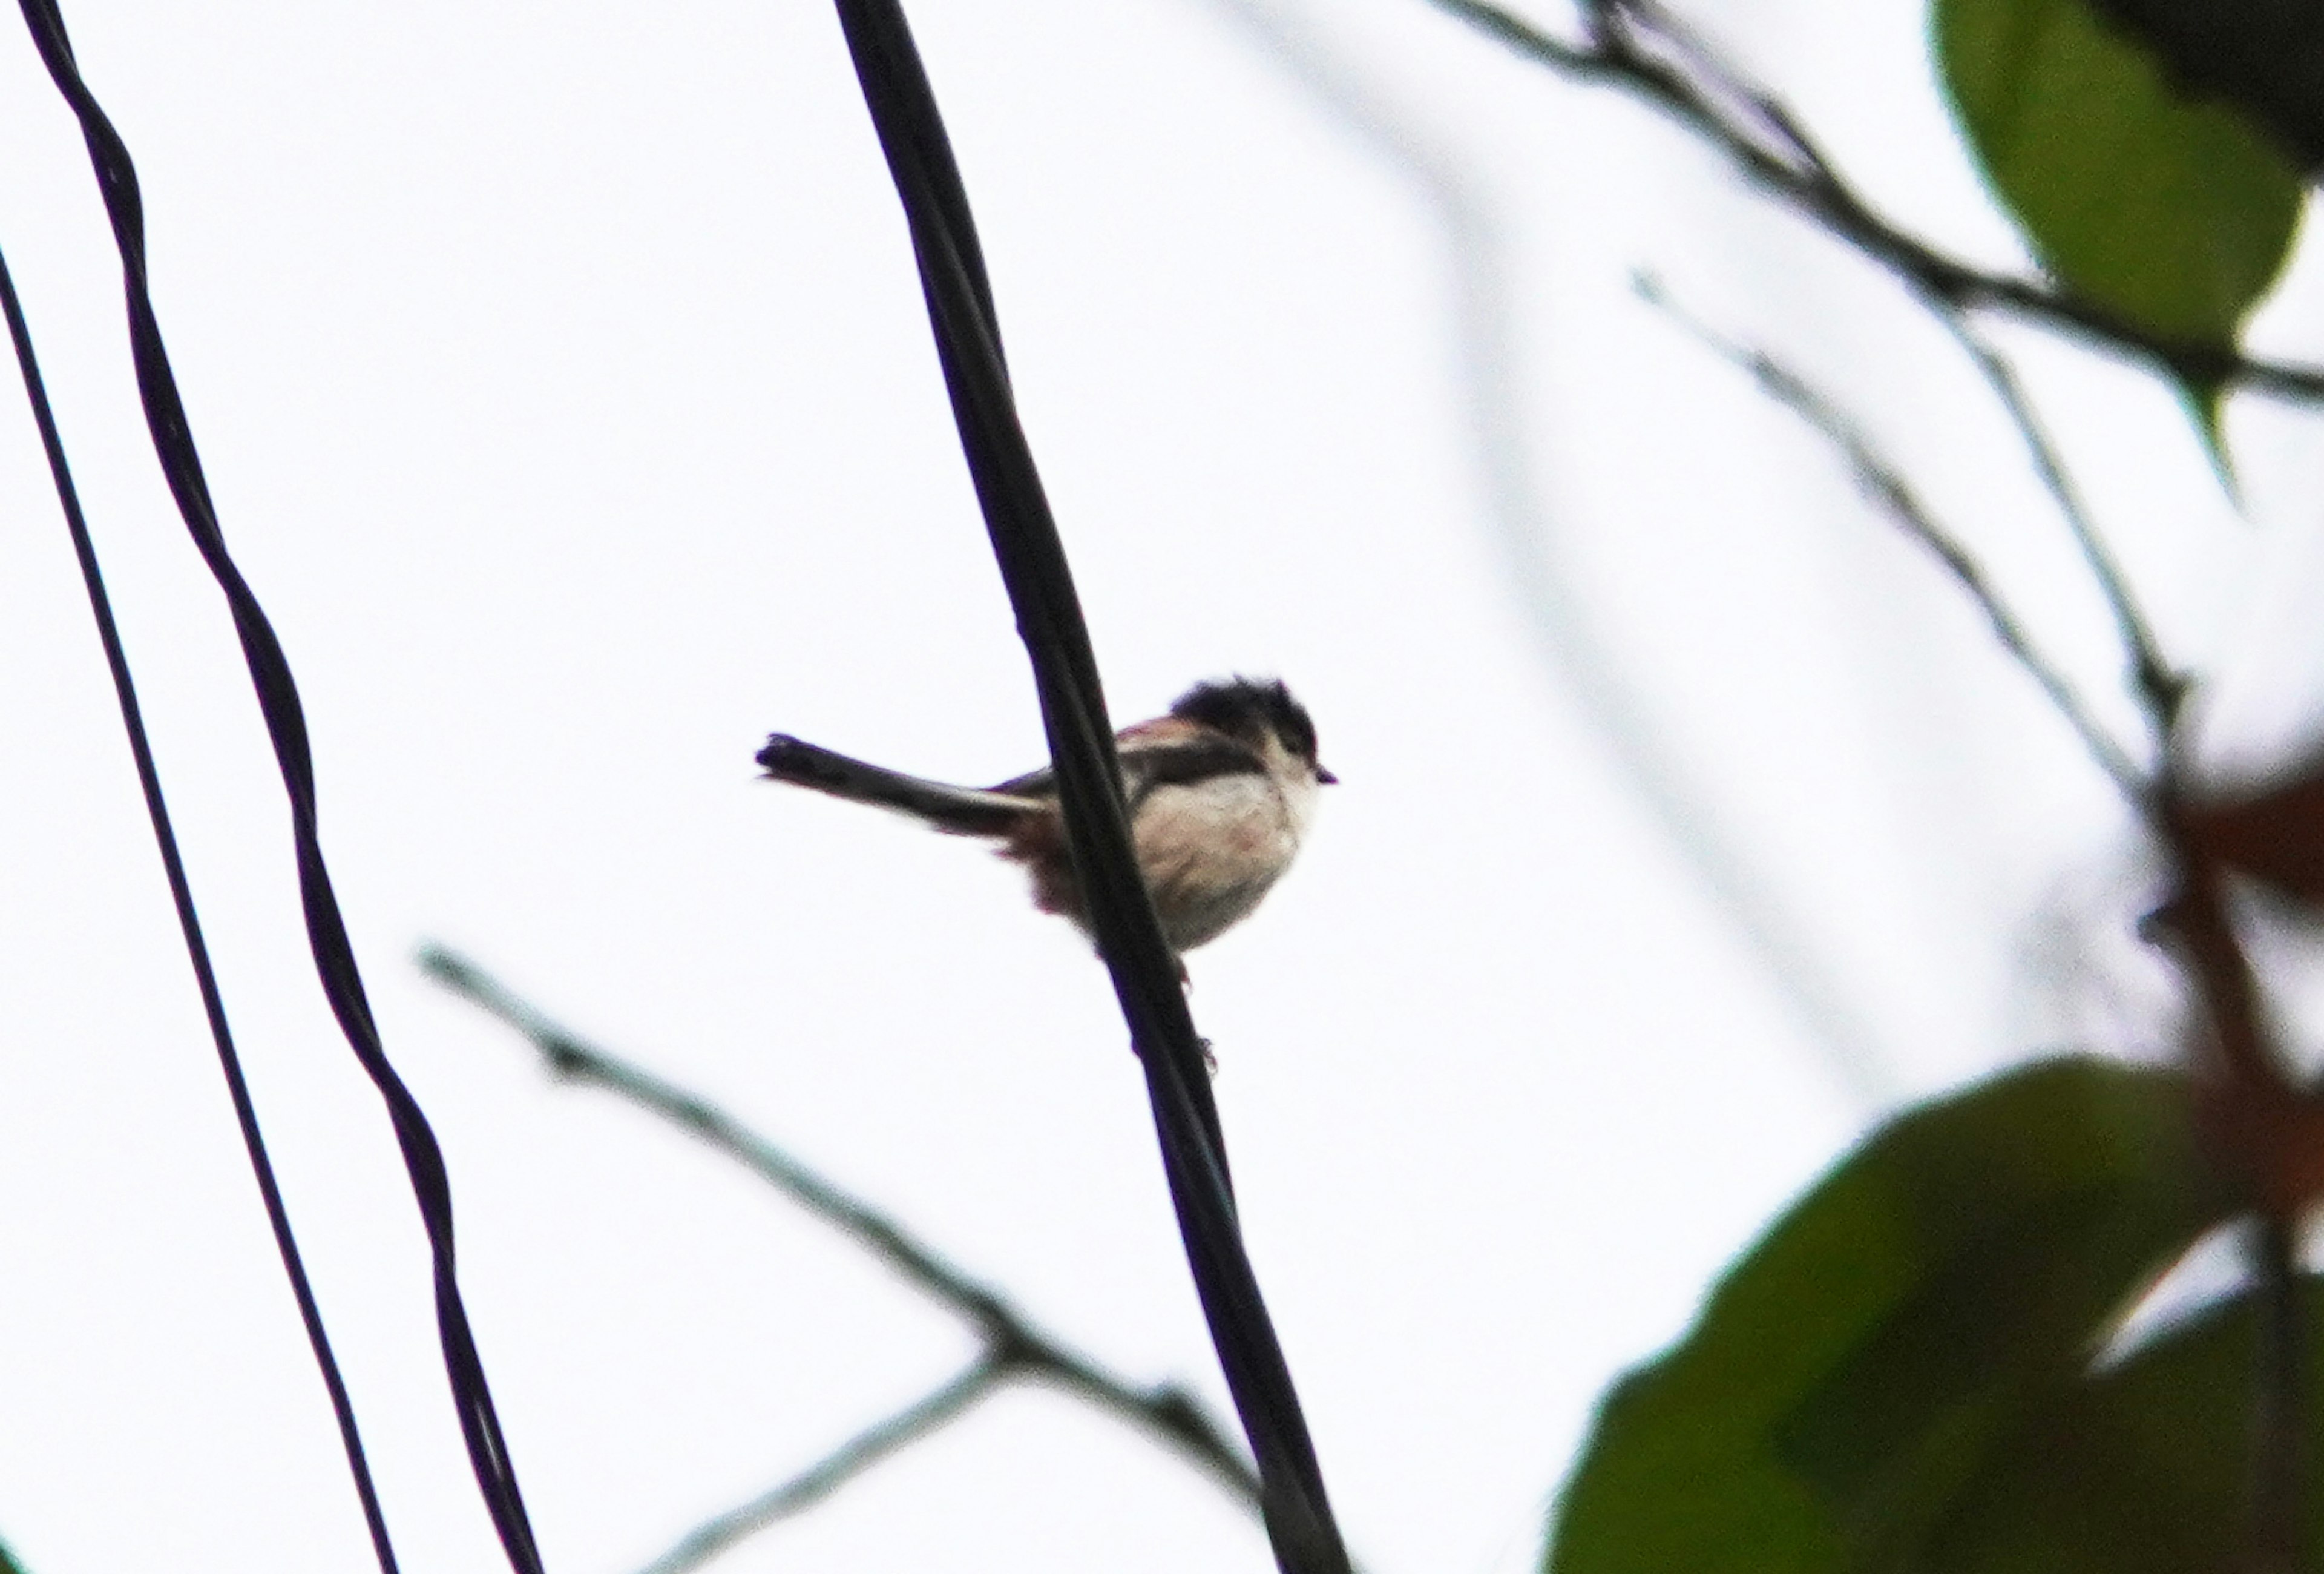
[418, 947, 1265, 1573]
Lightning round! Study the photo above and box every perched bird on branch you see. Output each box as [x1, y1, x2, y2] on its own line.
[757, 677, 1334, 955]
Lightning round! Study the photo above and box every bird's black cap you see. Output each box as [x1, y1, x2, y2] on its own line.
[1170, 677, 1331, 779]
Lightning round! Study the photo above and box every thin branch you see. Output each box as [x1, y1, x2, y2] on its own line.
[635, 1355, 1006, 1574]
[1937, 318, 2186, 744]
[1426, 0, 2324, 403]
[418, 947, 1267, 1564]
[1633, 275, 2152, 807]
[421, 949, 1002, 1316]
[2144, 866, 2281, 1119]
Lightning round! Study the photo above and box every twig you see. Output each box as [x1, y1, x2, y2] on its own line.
[634, 1355, 1005, 1574]
[418, 947, 1267, 1568]
[1425, 0, 2324, 403]
[1936, 318, 2186, 744]
[1633, 275, 2152, 807]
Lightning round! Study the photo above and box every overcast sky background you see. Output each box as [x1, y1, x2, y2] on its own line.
[5, 1, 2324, 1571]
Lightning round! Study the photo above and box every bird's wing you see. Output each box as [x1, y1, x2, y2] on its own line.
[988, 720, 1268, 806]
[1120, 736, 1270, 806]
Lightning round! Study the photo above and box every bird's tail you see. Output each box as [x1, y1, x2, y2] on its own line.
[757, 735, 1040, 836]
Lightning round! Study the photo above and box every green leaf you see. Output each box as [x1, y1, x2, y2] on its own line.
[1547, 1057, 2230, 1574]
[1934, 0, 2305, 348]
[1919, 1274, 2324, 1573]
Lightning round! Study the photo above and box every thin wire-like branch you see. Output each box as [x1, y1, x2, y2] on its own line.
[1635, 275, 2152, 806]
[18, 4, 545, 1566]
[635, 1355, 1006, 1574]
[824, 13, 1346, 1567]
[1426, 0, 2324, 403]
[419, 947, 1267, 1567]
[0, 231, 402, 1573]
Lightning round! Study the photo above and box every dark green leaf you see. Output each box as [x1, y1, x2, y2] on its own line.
[1934, 0, 2304, 347]
[2081, 0, 2324, 176]
[1917, 1274, 2324, 1573]
[1548, 1058, 2228, 1574]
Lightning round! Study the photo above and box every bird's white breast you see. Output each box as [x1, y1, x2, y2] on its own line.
[1132, 759, 1313, 951]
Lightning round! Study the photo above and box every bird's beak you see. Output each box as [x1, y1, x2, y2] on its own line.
[1315, 764, 1339, 785]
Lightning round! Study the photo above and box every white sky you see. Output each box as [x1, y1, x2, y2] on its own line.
[3, 1, 2322, 1572]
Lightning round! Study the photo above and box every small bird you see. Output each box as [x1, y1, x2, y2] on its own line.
[757, 677, 1334, 955]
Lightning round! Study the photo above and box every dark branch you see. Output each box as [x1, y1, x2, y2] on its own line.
[822, 13, 1347, 1566]
[1426, 0, 2324, 403]
[2249, 1215, 2306, 1574]
[1634, 275, 2152, 806]
[635, 1356, 1006, 1574]
[418, 947, 1267, 1567]
[2145, 861, 2307, 1573]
